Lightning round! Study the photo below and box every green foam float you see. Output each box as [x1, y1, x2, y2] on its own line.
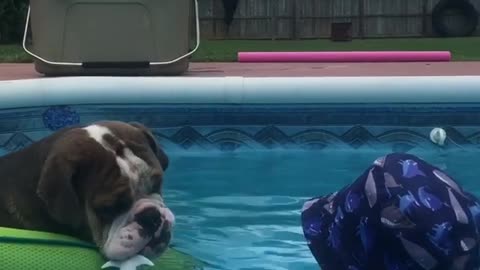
[0, 227, 203, 270]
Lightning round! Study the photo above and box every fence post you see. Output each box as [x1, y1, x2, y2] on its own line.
[290, 0, 296, 39]
[358, 0, 365, 38]
[213, 0, 218, 38]
[422, 0, 428, 36]
[271, 0, 278, 39]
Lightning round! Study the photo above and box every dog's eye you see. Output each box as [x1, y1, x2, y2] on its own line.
[115, 196, 132, 213]
[95, 205, 117, 220]
[125, 141, 147, 154]
[95, 197, 132, 220]
[151, 173, 162, 193]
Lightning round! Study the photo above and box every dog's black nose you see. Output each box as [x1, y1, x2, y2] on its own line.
[134, 207, 162, 236]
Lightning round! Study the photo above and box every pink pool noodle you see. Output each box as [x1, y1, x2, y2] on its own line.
[237, 51, 451, 63]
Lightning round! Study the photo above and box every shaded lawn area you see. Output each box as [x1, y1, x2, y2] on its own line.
[0, 44, 32, 63]
[1, 37, 480, 63]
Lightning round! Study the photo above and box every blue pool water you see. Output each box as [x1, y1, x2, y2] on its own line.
[163, 148, 480, 270]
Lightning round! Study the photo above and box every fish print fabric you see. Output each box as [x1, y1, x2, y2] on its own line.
[301, 153, 480, 270]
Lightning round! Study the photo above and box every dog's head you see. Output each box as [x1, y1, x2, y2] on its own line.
[36, 121, 173, 261]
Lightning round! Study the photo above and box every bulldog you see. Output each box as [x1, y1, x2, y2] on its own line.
[0, 121, 174, 261]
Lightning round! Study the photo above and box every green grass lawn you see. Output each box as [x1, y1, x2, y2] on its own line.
[0, 44, 32, 63]
[2, 37, 480, 63]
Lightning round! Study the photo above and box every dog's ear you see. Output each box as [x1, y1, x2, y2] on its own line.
[129, 122, 169, 171]
[37, 151, 83, 228]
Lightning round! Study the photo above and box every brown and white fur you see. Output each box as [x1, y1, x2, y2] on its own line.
[0, 121, 173, 261]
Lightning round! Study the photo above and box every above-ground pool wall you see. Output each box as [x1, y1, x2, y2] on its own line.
[1, 104, 480, 155]
[1, 76, 480, 154]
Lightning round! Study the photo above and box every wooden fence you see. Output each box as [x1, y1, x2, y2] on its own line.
[197, 0, 480, 39]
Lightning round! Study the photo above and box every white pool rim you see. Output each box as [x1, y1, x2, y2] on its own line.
[0, 76, 479, 109]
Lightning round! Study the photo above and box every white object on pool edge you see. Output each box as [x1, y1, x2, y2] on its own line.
[430, 127, 447, 146]
[101, 255, 154, 270]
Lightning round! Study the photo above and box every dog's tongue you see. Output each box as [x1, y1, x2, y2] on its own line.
[103, 222, 152, 261]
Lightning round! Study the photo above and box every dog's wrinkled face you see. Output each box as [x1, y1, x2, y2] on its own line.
[36, 121, 173, 261]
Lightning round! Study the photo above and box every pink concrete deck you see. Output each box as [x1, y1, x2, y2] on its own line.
[1, 62, 480, 80]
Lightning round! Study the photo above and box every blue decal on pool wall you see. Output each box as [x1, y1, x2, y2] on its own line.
[0, 124, 475, 153]
[42, 106, 80, 131]
[158, 126, 434, 151]
[0, 133, 33, 152]
[1, 104, 480, 153]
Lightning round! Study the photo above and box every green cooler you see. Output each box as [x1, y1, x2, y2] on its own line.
[23, 0, 199, 76]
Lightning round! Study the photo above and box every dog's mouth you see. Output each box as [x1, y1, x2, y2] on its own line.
[102, 199, 174, 261]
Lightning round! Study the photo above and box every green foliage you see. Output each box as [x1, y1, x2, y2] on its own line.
[0, 0, 29, 44]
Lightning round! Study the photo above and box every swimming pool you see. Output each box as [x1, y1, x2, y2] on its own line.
[1, 76, 480, 270]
